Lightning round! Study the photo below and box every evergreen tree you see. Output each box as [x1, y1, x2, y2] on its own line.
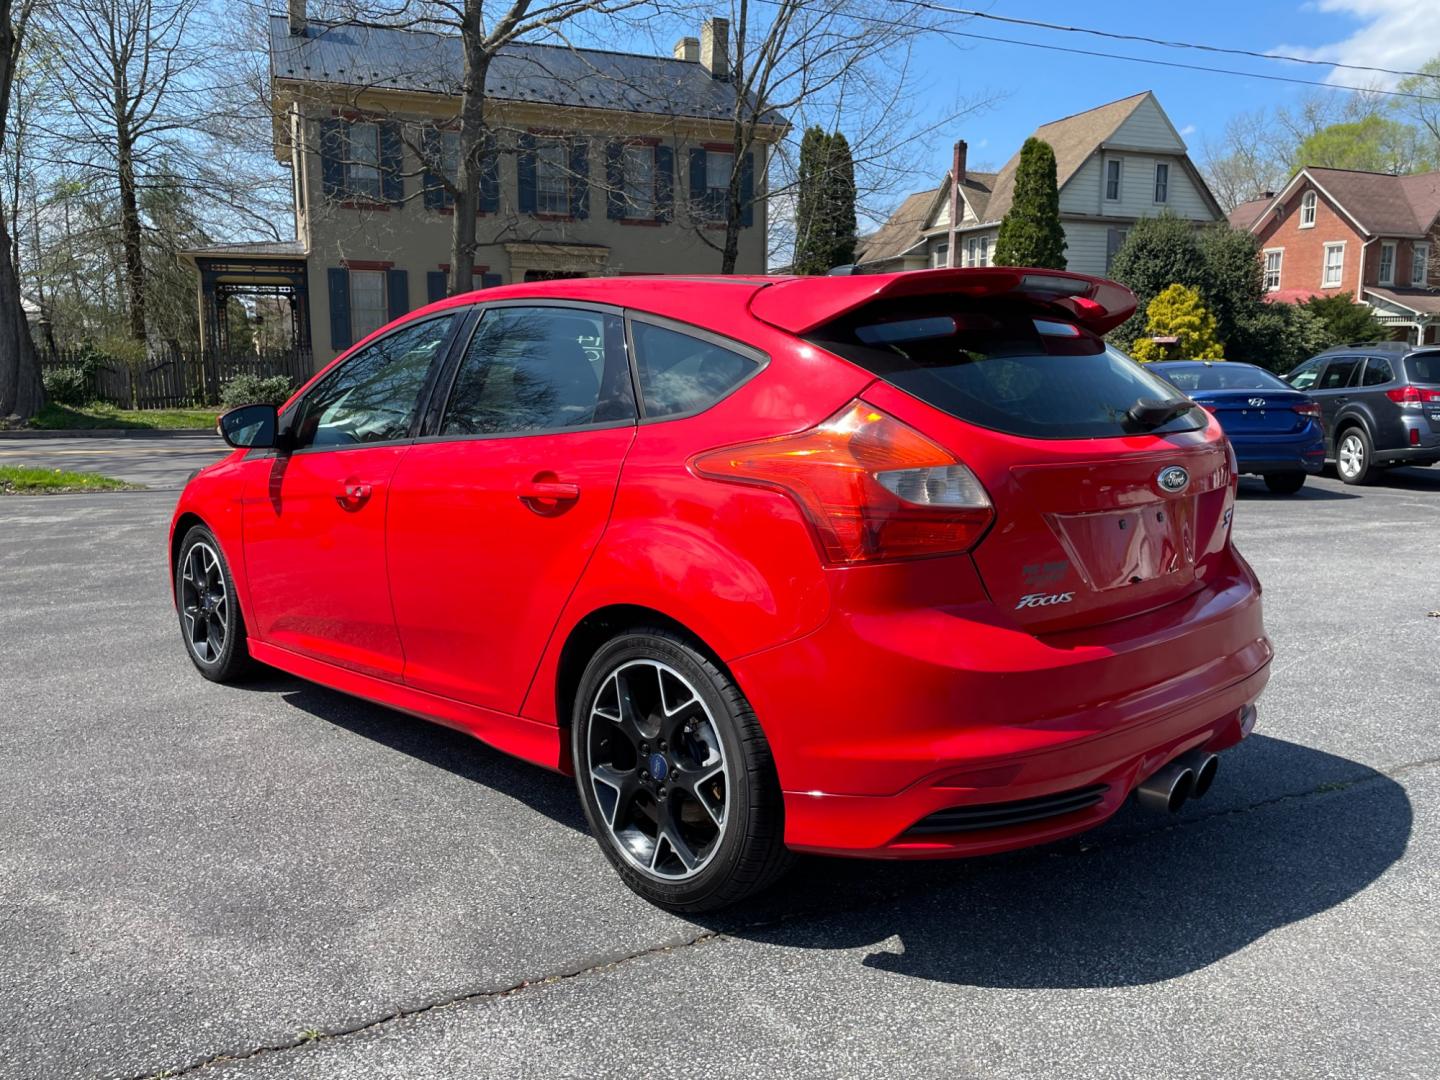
[793, 127, 857, 274]
[992, 137, 1066, 270]
[1106, 212, 1207, 348]
[1301, 292, 1390, 347]
[1131, 284, 1225, 361]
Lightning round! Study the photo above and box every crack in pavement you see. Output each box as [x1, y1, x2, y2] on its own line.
[128, 753, 1439, 1080]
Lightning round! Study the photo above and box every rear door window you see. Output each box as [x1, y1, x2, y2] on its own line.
[630, 319, 760, 418]
[1405, 352, 1440, 384]
[1317, 357, 1361, 390]
[809, 300, 1202, 439]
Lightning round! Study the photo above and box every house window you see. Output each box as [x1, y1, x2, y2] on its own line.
[349, 270, 388, 341]
[1300, 190, 1317, 228]
[1105, 159, 1122, 201]
[535, 140, 570, 215]
[345, 122, 382, 202]
[1322, 242, 1345, 288]
[622, 144, 656, 218]
[1379, 242, 1396, 285]
[978, 236, 990, 267]
[1413, 243, 1430, 286]
[1264, 249, 1283, 292]
[932, 243, 948, 269]
[1154, 162, 1169, 203]
[706, 150, 734, 193]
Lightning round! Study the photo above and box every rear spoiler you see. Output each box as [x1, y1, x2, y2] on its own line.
[749, 267, 1138, 336]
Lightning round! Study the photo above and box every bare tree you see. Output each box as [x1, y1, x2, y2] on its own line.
[1, 0, 43, 421]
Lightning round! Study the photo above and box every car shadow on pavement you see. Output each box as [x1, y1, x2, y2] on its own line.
[270, 682, 1410, 990]
[697, 734, 1411, 989]
[1235, 479, 1359, 500]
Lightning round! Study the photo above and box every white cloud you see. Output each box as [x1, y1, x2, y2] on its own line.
[1273, 0, 1437, 88]
[1179, 123, 1197, 136]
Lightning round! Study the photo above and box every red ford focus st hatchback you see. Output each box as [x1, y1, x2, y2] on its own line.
[171, 268, 1270, 911]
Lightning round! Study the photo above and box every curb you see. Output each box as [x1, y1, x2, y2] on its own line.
[0, 428, 216, 440]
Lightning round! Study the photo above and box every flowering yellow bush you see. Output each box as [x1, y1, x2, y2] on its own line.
[1130, 284, 1225, 362]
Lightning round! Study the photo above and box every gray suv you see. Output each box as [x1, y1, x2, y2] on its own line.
[1283, 343, 1440, 484]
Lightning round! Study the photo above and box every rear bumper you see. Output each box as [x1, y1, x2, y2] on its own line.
[730, 549, 1271, 858]
[1231, 432, 1326, 475]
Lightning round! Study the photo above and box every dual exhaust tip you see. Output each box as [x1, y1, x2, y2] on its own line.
[1135, 749, 1220, 814]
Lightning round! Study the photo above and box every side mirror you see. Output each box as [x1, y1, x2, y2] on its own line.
[217, 403, 280, 449]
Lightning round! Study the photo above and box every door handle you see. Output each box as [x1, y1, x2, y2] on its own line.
[516, 480, 580, 501]
[335, 481, 373, 509]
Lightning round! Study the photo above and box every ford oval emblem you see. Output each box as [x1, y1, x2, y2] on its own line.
[1157, 465, 1190, 494]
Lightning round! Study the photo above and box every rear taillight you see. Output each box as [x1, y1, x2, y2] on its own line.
[1293, 401, 1322, 418]
[691, 400, 994, 564]
[1386, 385, 1440, 409]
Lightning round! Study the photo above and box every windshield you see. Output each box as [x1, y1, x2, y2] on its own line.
[809, 299, 1203, 439]
[1151, 363, 1292, 393]
[1405, 352, 1440, 384]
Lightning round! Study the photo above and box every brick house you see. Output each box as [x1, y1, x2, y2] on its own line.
[180, 4, 782, 367]
[855, 92, 1223, 276]
[1230, 167, 1440, 344]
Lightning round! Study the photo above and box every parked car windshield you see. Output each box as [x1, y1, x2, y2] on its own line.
[1405, 352, 1440, 384]
[1150, 363, 1292, 393]
[809, 299, 1203, 439]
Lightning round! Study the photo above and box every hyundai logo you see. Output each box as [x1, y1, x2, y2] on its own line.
[1248, 397, 1267, 408]
[1157, 465, 1190, 494]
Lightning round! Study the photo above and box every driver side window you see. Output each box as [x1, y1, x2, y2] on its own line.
[291, 315, 457, 450]
[1285, 357, 1324, 391]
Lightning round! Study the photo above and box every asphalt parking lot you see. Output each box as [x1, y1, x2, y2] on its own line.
[2, 465, 1438, 1080]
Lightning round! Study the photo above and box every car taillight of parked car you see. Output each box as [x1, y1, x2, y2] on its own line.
[1292, 401, 1322, 418]
[1385, 385, 1440, 409]
[691, 400, 994, 564]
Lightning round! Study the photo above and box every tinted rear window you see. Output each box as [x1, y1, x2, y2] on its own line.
[1152, 363, 1290, 392]
[810, 300, 1203, 439]
[1406, 352, 1440, 384]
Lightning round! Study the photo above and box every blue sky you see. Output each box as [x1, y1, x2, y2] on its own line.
[871, 0, 1434, 182]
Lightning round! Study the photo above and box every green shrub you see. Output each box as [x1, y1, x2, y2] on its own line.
[220, 374, 295, 409]
[42, 366, 94, 406]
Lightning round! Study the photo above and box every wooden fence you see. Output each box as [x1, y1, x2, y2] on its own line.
[40, 348, 313, 409]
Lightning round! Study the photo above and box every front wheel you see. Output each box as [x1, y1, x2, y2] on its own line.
[175, 525, 256, 683]
[1263, 472, 1307, 494]
[1336, 428, 1375, 485]
[571, 629, 792, 912]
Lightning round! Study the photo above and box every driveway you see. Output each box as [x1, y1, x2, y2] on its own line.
[0, 434, 229, 489]
[0, 470, 1436, 1079]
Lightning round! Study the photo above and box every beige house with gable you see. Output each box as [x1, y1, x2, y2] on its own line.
[857, 91, 1224, 277]
[181, 4, 782, 367]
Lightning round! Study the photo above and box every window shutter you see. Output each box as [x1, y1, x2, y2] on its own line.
[739, 152, 755, 228]
[426, 270, 447, 303]
[688, 148, 707, 216]
[386, 269, 409, 320]
[605, 140, 625, 220]
[569, 137, 590, 220]
[320, 118, 345, 199]
[422, 129, 446, 211]
[327, 267, 351, 351]
[655, 145, 674, 222]
[380, 121, 404, 204]
[480, 131, 500, 214]
[481, 273, 503, 289]
[517, 133, 537, 214]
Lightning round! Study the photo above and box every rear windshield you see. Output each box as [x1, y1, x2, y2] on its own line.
[1152, 363, 1291, 392]
[809, 300, 1204, 439]
[1405, 352, 1440, 384]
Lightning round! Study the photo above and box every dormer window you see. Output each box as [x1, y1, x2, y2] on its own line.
[1300, 190, 1317, 228]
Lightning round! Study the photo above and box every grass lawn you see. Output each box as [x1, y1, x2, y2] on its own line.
[0, 465, 140, 494]
[31, 402, 218, 431]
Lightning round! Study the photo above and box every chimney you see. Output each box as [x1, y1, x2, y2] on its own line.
[287, 0, 306, 36]
[673, 36, 699, 62]
[948, 140, 967, 268]
[700, 18, 729, 80]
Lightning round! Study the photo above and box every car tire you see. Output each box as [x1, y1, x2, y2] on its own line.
[571, 628, 793, 912]
[1335, 426, 1375, 485]
[1263, 472, 1307, 494]
[175, 525, 257, 683]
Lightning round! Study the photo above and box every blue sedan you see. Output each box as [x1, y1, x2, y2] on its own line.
[1149, 361, 1326, 494]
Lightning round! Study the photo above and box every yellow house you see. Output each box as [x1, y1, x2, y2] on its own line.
[181, 5, 783, 368]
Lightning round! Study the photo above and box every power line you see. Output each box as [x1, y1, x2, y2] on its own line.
[751, 0, 1440, 104]
[906, 2, 1440, 83]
